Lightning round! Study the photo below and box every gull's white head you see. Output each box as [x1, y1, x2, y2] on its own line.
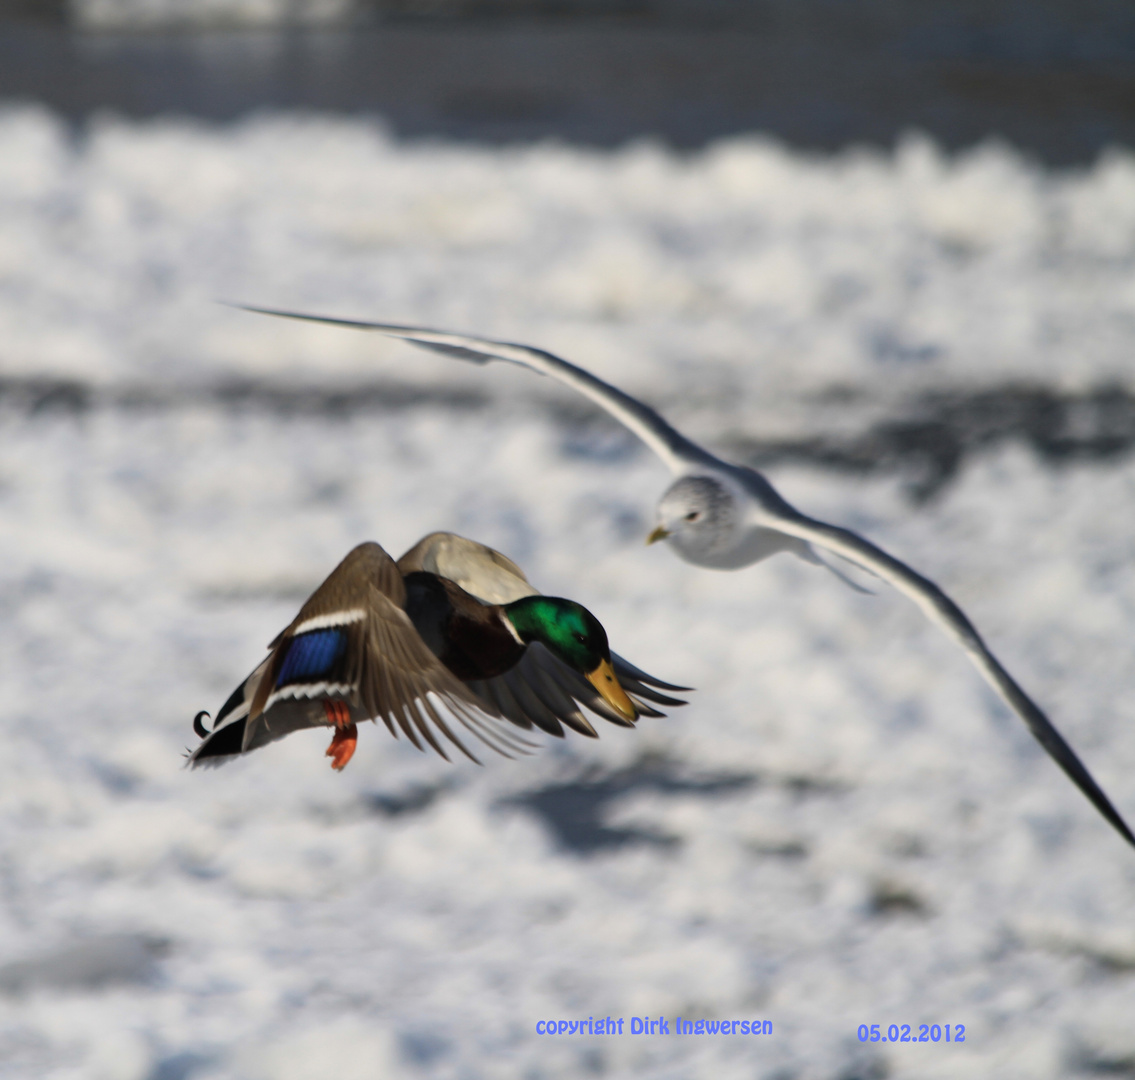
[647, 475, 739, 565]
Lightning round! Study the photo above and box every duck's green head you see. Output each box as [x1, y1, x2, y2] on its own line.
[504, 596, 637, 721]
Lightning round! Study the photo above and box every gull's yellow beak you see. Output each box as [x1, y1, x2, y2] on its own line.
[646, 525, 672, 545]
[585, 658, 637, 722]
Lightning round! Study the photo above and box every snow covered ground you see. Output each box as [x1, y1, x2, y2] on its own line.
[2, 106, 1135, 1079]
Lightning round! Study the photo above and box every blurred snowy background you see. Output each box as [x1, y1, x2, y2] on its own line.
[3, 4, 1135, 1080]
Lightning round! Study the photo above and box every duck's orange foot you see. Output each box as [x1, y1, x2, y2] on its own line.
[323, 698, 352, 729]
[325, 722, 358, 771]
[323, 699, 356, 770]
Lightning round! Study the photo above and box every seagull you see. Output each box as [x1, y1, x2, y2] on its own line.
[230, 304, 1135, 849]
[190, 532, 686, 770]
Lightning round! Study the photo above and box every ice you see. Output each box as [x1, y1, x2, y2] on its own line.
[1, 105, 1134, 1077]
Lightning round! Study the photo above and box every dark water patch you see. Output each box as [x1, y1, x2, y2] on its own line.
[868, 878, 931, 919]
[746, 838, 809, 860]
[1068, 1042, 1135, 1077]
[727, 383, 1135, 502]
[9, 376, 1135, 496]
[0, 933, 170, 995]
[400, 1030, 450, 1067]
[0, 375, 487, 418]
[782, 773, 848, 798]
[365, 778, 457, 817]
[148, 1052, 214, 1080]
[0, 377, 93, 416]
[91, 760, 143, 795]
[1027, 928, 1135, 974]
[205, 378, 486, 415]
[4, 1, 1135, 163]
[837, 1060, 890, 1080]
[503, 754, 754, 854]
[303, 779, 460, 824]
[558, 420, 641, 464]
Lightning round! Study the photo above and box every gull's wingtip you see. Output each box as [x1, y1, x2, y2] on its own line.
[221, 301, 334, 323]
[1116, 819, 1135, 850]
[1086, 797, 1135, 851]
[221, 301, 391, 332]
[218, 299, 277, 316]
[222, 303, 532, 371]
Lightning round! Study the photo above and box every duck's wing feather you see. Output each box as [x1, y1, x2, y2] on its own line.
[232, 305, 719, 475]
[766, 505, 1135, 848]
[610, 653, 692, 699]
[190, 542, 530, 767]
[397, 531, 538, 604]
[466, 642, 687, 739]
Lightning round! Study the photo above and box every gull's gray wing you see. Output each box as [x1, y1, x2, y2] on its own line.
[766, 504, 1135, 848]
[232, 305, 720, 475]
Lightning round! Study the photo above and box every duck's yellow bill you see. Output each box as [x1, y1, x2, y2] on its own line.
[586, 659, 637, 721]
[646, 525, 671, 545]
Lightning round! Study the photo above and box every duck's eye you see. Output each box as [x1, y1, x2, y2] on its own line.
[685, 511, 701, 522]
[575, 633, 587, 643]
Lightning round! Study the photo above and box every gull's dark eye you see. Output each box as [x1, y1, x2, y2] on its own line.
[685, 511, 700, 522]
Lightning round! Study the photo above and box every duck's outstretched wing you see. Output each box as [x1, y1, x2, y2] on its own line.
[397, 531, 690, 739]
[189, 542, 530, 768]
[231, 305, 719, 475]
[397, 531, 538, 605]
[765, 504, 1135, 849]
[465, 643, 689, 739]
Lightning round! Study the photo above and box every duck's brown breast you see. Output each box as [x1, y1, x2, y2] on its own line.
[402, 572, 525, 681]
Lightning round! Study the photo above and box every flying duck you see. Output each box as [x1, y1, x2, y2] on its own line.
[190, 533, 687, 770]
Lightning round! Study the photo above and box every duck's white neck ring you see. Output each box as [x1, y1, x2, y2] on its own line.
[499, 609, 525, 644]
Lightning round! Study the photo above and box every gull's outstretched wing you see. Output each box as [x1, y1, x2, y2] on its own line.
[766, 504, 1135, 848]
[231, 305, 719, 475]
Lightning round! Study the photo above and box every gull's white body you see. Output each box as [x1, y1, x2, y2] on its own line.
[657, 469, 811, 570]
[235, 304, 1135, 849]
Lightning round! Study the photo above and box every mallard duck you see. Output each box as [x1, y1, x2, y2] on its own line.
[228, 305, 1135, 850]
[189, 533, 687, 770]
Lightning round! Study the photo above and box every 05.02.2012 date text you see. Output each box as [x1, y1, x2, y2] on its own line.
[858, 1024, 964, 1044]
